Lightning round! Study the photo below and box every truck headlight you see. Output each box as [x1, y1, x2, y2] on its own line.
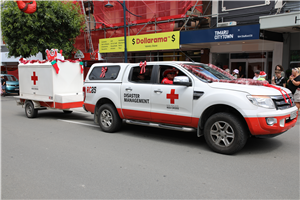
[6, 84, 11, 86]
[247, 95, 275, 109]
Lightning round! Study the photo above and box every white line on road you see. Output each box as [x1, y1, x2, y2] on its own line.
[58, 119, 99, 127]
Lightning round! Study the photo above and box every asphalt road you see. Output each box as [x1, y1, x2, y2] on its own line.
[1, 94, 299, 199]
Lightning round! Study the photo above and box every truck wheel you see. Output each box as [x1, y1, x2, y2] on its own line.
[63, 110, 73, 114]
[25, 101, 38, 118]
[98, 104, 122, 132]
[203, 112, 248, 155]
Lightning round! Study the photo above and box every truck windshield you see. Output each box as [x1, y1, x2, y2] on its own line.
[181, 63, 234, 82]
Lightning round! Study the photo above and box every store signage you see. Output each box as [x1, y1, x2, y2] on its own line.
[99, 37, 125, 53]
[181, 24, 260, 44]
[128, 31, 180, 52]
[99, 31, 180, 53]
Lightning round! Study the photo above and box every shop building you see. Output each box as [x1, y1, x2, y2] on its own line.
[75, 0, 300, 81]
[259, 0, 300, 77]
[205, 0, 293, 80]
[74, 1, 209, 63]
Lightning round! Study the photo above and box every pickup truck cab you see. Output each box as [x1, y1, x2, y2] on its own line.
[83, 61, 298, 154]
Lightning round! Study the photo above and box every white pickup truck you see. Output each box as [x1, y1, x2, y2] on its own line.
[83, 61, 298, 154]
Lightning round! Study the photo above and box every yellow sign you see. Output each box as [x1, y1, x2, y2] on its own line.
[99, 31, 180, 53]
[99, 37, 124, 53]
[127, 31, 180, 52]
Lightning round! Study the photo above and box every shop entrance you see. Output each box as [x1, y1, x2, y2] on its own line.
[230, 58, 267, 79]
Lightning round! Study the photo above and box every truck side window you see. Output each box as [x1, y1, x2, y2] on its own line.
[89, 66, 120, 80]
[159, 65, 187, 84]
[129, 65, 153, 84]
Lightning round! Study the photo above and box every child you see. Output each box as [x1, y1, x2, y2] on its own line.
[257, 71, 267, 81]
[232, 69, 239, 79]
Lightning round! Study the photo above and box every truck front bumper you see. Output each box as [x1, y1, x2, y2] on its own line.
[245, 107, 298, 137]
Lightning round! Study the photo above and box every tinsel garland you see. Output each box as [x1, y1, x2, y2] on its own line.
[19, 58, 82, 64]
[19, 58, 83, 74]
[181, 64, 268, 86]
[181, 63, 292, 104]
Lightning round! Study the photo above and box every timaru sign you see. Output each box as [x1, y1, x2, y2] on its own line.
[181, 24, 260, 44]
[214, 30, 234, 40]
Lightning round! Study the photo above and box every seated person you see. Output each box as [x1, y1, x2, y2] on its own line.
[136, 74, 145, 82]
[161, 69, 178, 84]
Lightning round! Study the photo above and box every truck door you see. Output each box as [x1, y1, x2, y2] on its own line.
[120, 65, 154, 121]
[150, 64, 193, 126]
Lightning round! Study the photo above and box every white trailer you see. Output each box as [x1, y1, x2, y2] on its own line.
[16, 60, 84, 118]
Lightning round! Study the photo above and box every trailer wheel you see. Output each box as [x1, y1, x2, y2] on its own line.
[203, 112, 248, 155]
[98, 104, 122, 133]
[25, 101, 38, 118]
[63, 110, 73, 114]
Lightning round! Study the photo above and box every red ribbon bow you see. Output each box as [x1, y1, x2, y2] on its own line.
[100, 67, 107, 78]
[263, 83, 292, 106]
[139, 61, 147, 74]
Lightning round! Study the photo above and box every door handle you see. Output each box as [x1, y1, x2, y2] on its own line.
[125, 87, 132, 91]
[154, 89, 163, 94]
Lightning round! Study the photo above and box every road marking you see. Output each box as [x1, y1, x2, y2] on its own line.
[58, 119, 99, 127]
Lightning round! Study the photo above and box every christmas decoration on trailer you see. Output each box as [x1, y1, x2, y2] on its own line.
[19, 49, 83, 74]
[16, 0, 37, 14]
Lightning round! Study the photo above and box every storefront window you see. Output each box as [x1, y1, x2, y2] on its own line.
[231, 52, 266, 59]
[212, 53, 229, 70]
[290, 50, 300, 68]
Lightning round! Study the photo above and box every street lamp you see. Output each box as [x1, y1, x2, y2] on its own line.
[105, 0, 141, 63]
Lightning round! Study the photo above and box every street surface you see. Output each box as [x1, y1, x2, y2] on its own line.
[1, 94, 300, 199]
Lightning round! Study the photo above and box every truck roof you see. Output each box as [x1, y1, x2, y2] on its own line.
[91, 61, 202, 67]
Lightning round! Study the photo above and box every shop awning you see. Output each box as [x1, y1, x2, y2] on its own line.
[179, 23, 283, 51]
[259, 11, 300, 33]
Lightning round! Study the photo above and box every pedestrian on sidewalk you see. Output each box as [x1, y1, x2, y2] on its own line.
[287, 67, 300, 110]
[257, 71, 267, 81]
[253, 70, 260, 80]
[232, 69, 239, 79]
[1, 76, 6, 97]
[272, 70, 286, 87]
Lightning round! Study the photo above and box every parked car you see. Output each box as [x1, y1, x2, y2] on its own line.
[1, 74, 19, 95]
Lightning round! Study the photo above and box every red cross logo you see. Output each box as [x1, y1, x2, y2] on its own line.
[31, 71, 38, 85]
[166, 89, 179, 104]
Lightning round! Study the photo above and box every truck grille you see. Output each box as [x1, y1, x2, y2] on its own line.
[271, 94, 295, 110]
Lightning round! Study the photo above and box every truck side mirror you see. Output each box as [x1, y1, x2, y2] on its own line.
[173, 76, 192, 86]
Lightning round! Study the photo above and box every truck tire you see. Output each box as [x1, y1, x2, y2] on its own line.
[25, 101, 38, 118]
[98, 104, 122, 133]
[203, 112, 248, 155]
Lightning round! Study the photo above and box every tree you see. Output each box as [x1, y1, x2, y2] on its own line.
[1, 1, 85, 59]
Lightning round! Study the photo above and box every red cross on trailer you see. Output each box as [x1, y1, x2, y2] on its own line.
[166, 89, 179, 104]
[31, 71, 38, 85]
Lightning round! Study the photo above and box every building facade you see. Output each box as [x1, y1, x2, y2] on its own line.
[75, 0, 299, 81]
[259, 0, 300, 78]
